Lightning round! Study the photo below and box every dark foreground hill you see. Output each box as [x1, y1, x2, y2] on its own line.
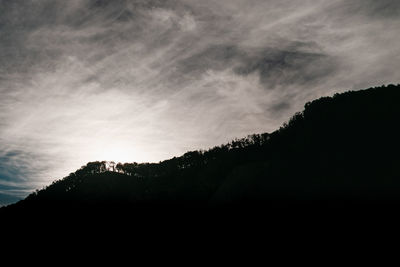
[2, 84, 400, 212]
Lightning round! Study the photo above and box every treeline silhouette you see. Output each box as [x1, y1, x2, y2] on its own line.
[2, 84, 400, 211]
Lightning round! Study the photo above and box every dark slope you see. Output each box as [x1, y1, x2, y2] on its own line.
[3, 84, 400, 211]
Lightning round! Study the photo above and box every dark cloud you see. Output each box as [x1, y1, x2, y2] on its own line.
[177, 41, 338, 90]
[341, 0, 400, 19]
[235, 48, 337, 89]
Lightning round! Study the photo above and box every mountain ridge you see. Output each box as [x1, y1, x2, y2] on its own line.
[2, 84, 400, 212]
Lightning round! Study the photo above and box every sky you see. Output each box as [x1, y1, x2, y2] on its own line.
[1, 0, 400, 205]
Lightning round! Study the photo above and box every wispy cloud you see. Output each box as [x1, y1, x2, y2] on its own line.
[1, 0, 399, 205]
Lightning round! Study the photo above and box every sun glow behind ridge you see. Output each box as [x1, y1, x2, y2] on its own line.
[89, 141, 144, 165]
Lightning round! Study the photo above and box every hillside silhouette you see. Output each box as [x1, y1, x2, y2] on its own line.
[2, 84, 400, 211]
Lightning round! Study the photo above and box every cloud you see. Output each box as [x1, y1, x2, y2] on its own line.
[0, 0, 400, 204]
[234, 43, 338, 89]
[330, 0, 400, 19]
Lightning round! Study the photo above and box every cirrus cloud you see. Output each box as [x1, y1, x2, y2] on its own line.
[1, 0, 399, 205]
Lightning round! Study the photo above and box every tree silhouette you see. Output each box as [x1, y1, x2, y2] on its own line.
[2, 84, 400, 213]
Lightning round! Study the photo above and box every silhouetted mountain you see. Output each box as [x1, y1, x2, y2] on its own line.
[2, 84, 400, 212]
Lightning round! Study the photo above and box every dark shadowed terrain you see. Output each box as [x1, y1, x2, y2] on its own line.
[2, 84, 399, 213]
